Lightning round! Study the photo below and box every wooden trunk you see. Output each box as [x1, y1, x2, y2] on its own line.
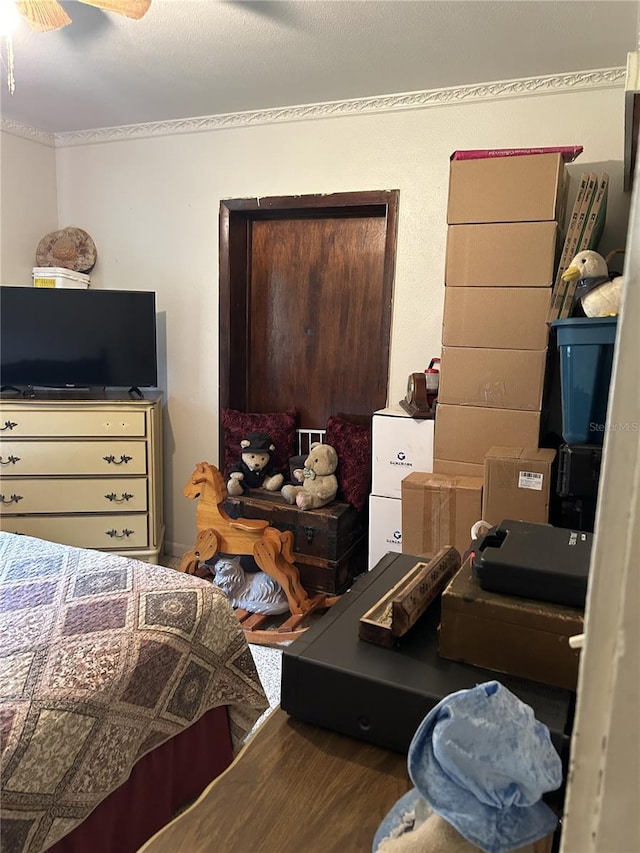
[222, 489, 367, 594]
[223, 490, 365, 560]
[439, 557, 583, 691]
[294, 538, 367, 595]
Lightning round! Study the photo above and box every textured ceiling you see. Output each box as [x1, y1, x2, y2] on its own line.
[0, 0, 638, 134]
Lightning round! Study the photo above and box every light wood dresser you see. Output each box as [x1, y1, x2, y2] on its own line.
[0, 391, 164, 563]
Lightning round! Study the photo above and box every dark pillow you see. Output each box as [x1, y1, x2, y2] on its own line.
[221, 407, 298, 479]
[325, 414, 372, 512]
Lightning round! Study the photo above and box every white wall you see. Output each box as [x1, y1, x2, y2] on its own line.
[2, 82, 630, 552]
[0, 130, 57, 284]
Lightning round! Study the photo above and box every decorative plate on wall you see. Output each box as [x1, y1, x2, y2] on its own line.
[35, 227, 97, 272]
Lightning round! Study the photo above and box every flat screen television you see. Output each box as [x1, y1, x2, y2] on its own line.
[0, 286, 158, 391]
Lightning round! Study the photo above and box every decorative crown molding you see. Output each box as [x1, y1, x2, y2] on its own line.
[0, 118, 55, 147]
[1, 67, 625, 148]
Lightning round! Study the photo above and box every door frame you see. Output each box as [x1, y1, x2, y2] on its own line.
[218, 190, 399, 451]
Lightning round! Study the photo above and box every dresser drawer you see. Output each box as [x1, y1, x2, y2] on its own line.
[0, 393, 163, 560]
[0, 478, 148, 514]
[0, 408, 147, 438]
[0, 514, 149, 550]
[0, 441, 147, 475]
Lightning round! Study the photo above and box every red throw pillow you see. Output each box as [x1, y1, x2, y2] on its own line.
[325, 414, 371, 512]
[221, 408, 298, 479]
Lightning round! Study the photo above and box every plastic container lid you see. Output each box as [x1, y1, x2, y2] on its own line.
[32, 266, 91, 281]
[551, 317, 617, 347]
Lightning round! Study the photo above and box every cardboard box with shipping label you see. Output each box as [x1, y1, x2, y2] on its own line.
[483, 445, 557, 525]
[438, 347, 547, 411]
[447, 153, 567, 224]
[445, 222, 558, 287]
[434, 404, 541, 466]
[439, 557, 583, 691]
[442, 287, 551, 350]
[372, 406, 434, 499]
[401, 471, 483, 560]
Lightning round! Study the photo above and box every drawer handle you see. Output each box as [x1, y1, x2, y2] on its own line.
[0, 493, 23, 505]
[103, 454, 133, 466]
[106, 528, 135, 540]
[304, 527, 315, 544]
[0, 455, 20, 466]
[105, 492, 134, 503]
[1, 420, 17, 431]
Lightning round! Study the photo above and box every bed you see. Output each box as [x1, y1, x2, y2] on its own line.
[0, 531, 269, 853]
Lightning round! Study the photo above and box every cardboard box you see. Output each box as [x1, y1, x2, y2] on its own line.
[368, 494, 402, 570]
[447, 153, 566, 224]
[438, 347, 547, 411]
[439, 557, 583, 691]
[434, 404, 541, 466]
[372, 406, 434, 499]
[445, 222, 558, 287]
[483, 446, 557, 525]
[402, 472, 483, 560]
[442, 287, 551, 350]
[434, 459, 484, 477]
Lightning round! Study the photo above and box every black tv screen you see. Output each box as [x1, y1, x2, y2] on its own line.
[0, 287, 158, 390]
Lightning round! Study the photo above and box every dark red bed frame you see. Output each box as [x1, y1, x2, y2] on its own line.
[47, 705, 233, 853]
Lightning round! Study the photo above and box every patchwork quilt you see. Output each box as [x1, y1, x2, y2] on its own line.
[0, 532, 269, 853]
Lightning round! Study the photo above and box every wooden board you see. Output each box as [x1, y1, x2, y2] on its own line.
[235, 594, 340, 645]
[359, 547, 460, 648]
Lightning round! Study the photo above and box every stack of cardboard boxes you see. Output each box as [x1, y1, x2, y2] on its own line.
[435, 151, 567, 475]
[401, 153, 566, 563]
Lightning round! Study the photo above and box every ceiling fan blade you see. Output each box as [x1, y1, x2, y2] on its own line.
[16, 0, 72, 32]
[79, 0, 151, 20]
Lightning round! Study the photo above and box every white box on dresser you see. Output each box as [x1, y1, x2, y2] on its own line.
[0, 392, 164, 563]
[372, 406, 434, 499]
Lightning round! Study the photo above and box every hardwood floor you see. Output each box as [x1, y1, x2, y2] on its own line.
[139, 708, 410, 853]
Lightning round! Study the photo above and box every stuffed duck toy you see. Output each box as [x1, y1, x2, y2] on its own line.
[561, 250, 623, 317]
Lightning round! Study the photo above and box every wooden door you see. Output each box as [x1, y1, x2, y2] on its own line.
[219, 191, 399, 446]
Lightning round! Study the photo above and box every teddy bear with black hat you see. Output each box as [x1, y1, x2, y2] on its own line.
[226, 431, 285, 496]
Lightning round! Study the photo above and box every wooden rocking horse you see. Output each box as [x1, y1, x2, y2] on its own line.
[180, 462, 338, 642]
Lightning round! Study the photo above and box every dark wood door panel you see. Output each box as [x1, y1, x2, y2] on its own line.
[249, 216, 387, 427]
[219, 191, 398, 464]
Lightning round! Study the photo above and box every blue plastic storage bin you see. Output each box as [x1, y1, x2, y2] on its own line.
[551, 317, 617, 446]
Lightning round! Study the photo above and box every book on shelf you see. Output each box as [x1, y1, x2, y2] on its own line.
[547, 171, 591, 322]
[558, 173, 610, 318]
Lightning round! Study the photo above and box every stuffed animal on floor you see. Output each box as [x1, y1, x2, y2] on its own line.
[281, 442, 338, 510]
[373, 681, 562, 853]
[226, 431, 284, 496]
[210, 556, 289, 615]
